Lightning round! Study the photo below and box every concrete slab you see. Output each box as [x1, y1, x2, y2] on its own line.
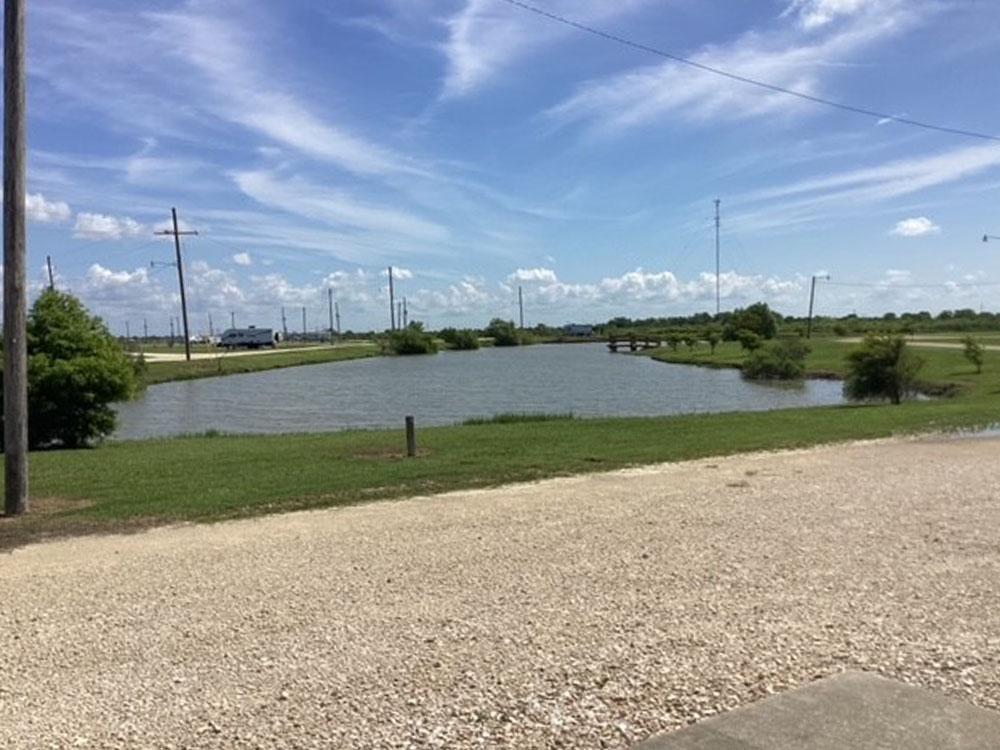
[633, 671, 1000, 750]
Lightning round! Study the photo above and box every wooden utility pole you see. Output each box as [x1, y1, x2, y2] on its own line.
[125, 321, 130, 340]
[169, 317, 175, 346]
[714, 198, 721, 316]
[806, 275, 830, 339]
[518, 286, 524, 329]
[301, 306, 307, 336]
[281, 306, 288, 340]
[155, 208, 197, 361]
[402, 297, 408, 328]
[388, 266, 396, 330]
[4, 0, 28, 516]
[46, 255, 54, 290]
[328, 288, 335, 342]
[334, 301, 340, 335]
[143, 318, 148, 340]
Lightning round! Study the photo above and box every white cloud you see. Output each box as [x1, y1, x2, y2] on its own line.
[232, 252, 252, 266]
[26, 193, 71, 223]
[508, 267, 558, 283]
[891, 216, 940, 237]
[783, 0, 870, 30]
[547, 0, 921, 134]
[234, 170, 448, 243]
[441, 0, 649, 98]
[73, 212, 146, 240]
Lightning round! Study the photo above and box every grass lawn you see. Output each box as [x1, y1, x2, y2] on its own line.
[140, 344, 379, 385]
[1, 338, 998, 550]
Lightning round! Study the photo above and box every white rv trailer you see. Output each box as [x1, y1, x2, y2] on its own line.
[218, 327, 276, 350]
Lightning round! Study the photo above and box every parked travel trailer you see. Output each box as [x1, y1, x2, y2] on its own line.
[219, 327, 276, 349]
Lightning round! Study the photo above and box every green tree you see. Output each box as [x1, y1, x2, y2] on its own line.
[6, 290, 140, 448]
[440, 327, 480, 350]
[737, 330, 762, 352]
[485, 318, 520, 346]
[729, 302, 778, 340]
[742, 338, 810, 380]
[843, 334, 923, 405]
[963, 335, 985, 373]
[706, 330, 721, 355]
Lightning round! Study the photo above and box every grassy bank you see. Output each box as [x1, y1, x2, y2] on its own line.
[141, 344, 379, 385]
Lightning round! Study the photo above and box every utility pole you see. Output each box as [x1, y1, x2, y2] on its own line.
[518, 286, 524, 329]
[397, 301, 403, 329]
[387, 265, 396, 330]
[154, 208, 198, 361]
[806, 274, 831, 339]
[207, 313, 213, 337]
[230, 310, 235, 329]
[4, 0, 28, 515]
[143, 318, 148, 340]
[281, 306, 288, 340]
[302, 306, 307, 336]
[402, 297, 408, 328]
[169, 317, 175, 346]
[328, 288, 335, 342]
[714, 198, 721, 316]
[334, 301, 341, 335]
[125, 321, 130, 340]
[46, 254, 54, 291]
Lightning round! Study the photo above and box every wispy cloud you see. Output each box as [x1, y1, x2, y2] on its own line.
[27, 193, 71, 223]
[546, 0, 924, 135]
[73, 213, 146, 241]
[891, 216, 940, 236]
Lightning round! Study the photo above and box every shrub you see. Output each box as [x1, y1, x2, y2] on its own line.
[742, 338, 810, 380]
[706, 330, 721, 354]
[4, 290, 140, 448]
[963, 335, 984, 373]
[832, 323, 849, 337]
[440, 328, 480, 350]
[485, 318, 520, 346]
[729, 302, 778, 340]
[666, 333, 682, 351]
[843, 334, 923, 405]
[737, 329, 762, 352]
[388, 322, 438, 355]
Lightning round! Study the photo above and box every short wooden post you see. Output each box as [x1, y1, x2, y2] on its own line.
[405, 416, 416, 458]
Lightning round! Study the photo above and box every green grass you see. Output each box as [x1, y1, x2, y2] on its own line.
[462, 412, 575, 425]
[140, 344, 379, 385]
[2, 339, 998, 550]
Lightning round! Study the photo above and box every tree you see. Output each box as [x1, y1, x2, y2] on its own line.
[440, 327, 480, 350]
[963, 335, 985, 373]
[729, 302, 778, 340]
[5, 290, 140, 448]
[737, 330, 762, 352]
[844, 334, 923, 405]
[742, 338, 810, 380]
[485, 318, 520, 346]
[706, 330, 721, 354]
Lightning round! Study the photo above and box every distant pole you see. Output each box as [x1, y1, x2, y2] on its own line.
[169, 317, 175, 346]
[46, 254, 54, 290]
[402, 297, 408, 328]
[4, 0, 28, 515]
[397, 301, 403, 329]
[125, 320, 130, 340]
[302, 306, 306, 336]
[714, 198, 721, 316]
[281, 306, 288, 340]
[154, 208, 198, 361]
[388, 265, 396, 330]
[143, 318, 148, 339]
[806, 274, 830, 339]
[207, 313, 213, 337]
[230, 310, 235, 329]
[518, 285, 524, 329]
[327, 287, 334, 342]
[334, 301, 341, 335]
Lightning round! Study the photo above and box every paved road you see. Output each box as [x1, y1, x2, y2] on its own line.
[2, 437, 999, 748]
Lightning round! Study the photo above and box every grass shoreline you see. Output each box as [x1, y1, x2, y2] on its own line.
[2, 337, 998, 551]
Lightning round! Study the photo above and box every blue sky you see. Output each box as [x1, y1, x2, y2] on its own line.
[21, 0, 1000, 334]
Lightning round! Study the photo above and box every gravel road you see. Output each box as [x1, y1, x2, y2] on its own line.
[2, 437, 999, 749]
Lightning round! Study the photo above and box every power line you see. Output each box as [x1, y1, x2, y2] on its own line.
[824, 280, 1000, 289]
[498, 0, 1000, 143]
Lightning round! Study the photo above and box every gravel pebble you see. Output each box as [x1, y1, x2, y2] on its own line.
[1, 437, 999, 748]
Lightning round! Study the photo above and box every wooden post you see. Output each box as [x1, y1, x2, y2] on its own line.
[405, 416, 416, 458]
[4, 0, 28, 516]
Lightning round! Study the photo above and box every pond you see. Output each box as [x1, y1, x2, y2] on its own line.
[113, 343, 845, 440]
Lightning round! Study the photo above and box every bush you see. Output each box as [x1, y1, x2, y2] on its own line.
[742, 338, 810, 380]
[485, 318, 520, 346]
[737, 329, 762, 352]
[963, 335, 984, 373]
[440, 328, 480, 350]
[843, 334, 923, 404]
[3, 290, 140, 448]
[706, 330, 721, 354]
[388, 322, 438, 355]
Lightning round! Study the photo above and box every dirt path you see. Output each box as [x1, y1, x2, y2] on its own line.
[139, 344, 366, 363]
[2, 437, 999, 748]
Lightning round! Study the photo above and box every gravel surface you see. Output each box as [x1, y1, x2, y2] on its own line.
[2, 437, 999, 749]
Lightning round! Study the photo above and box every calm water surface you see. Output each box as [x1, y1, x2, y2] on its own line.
[114, 343, 845, 440]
